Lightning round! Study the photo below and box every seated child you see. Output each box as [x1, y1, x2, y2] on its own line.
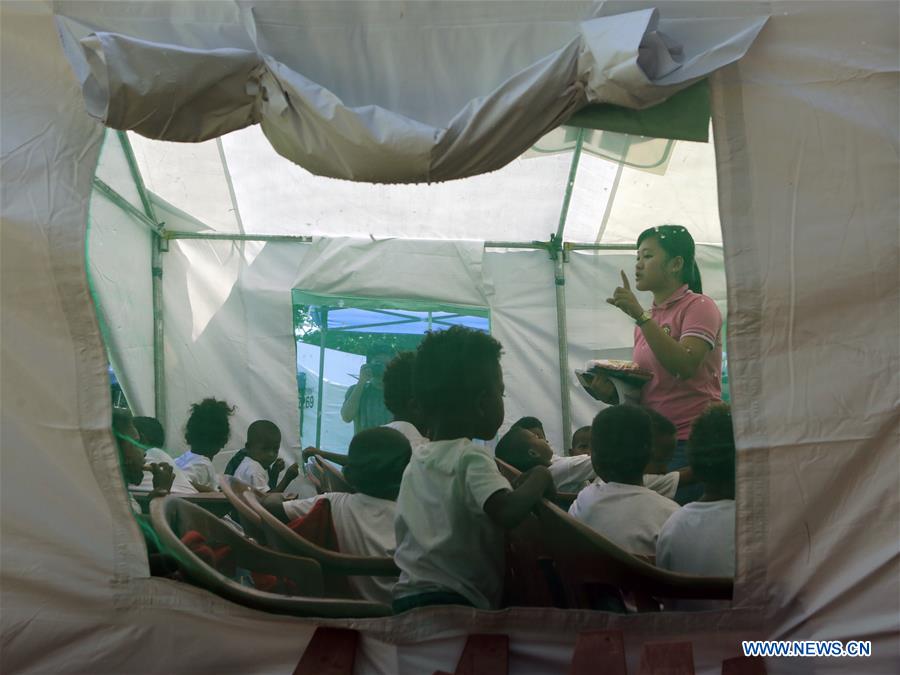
[302, 351, 429, 470]
[656, 403, 736, 582]
[640, 408, 695, 500]
[393, 326, 556, 612]
[175, 398, 234, 492]
[568, 405, 679, 557]
[511, 415, 546, 440]
[232, 420, 299, 493]
[570, 425, 592, 456]
[382, 351, 429, 448]
[133, 416, 197, 494]
[113, 410, 173, 513]
[496, 426, 595, 494]
[266, 426, 412, 604]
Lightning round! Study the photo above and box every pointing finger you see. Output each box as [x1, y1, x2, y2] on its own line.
[620, 270, 631, 290]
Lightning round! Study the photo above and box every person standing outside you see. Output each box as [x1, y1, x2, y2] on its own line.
[598, 225, 723, 503]
[341, 343, 395, 434]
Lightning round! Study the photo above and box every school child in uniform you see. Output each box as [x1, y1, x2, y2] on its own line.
[302, 350, 430, 470]
[381, 351, 429, 448]
[569, 425, 592, 456]
[656, 403, 736, 582]
[511, 415, 546, 440]
[568, 405, 679, 557]
[640, 408, 695, 500]
[113, 410, 173, 511]
[392, 326, 555, 612]
[266, 426, 411, 604]
[495, 426, 595, 494]
[232, 420, 299, 493]
[175, 398, 235, 492]
[132, 416, 197, 494]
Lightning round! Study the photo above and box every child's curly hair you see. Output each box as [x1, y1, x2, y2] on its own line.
[184, 398, 235, 455]
[382, 351, 416, 417]
[413, 326, 502, 420]
[687, 403, 735, 485]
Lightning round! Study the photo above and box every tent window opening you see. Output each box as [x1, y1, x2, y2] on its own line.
[293, 291, 490, 452]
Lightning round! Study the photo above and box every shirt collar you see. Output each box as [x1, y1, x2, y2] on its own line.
[653, 284, 691, 309]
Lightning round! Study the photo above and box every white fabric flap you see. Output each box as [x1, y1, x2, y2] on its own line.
[56, 6, 765, 182]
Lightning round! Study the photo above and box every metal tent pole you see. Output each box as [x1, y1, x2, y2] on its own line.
[551, 128, 585, 453]
[117, 131, 167, 423]
[314, 308, 328, 448]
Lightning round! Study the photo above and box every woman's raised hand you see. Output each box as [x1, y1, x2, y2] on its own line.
[606, 270, 644, 320]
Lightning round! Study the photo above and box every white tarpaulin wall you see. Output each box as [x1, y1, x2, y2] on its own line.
[1, 2, 898, 675]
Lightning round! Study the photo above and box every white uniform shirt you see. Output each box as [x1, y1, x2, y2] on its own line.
[383, 420, 428, 449]
[140, 448, 198, 494]
[548, 455, 596, 493]
[568, 481, 679, 556]
[643, 471, 680, 500]
[283, 492, 397, 604]
[656, 500, 735, 576]
[656, 500, 735, 610]
[175, 451, 218, 491]
[233, 456, 270, 492]
[592, 472, 681, 500]
[393, 438, 512, 609]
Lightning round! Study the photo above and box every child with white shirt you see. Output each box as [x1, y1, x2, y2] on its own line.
[570, 425, 592, 456]
[568, 405, 679, 557]
[133, 416, 197, 495]
[302, 352, 429, 470]
[640, 408, 697, 501]
[114, 410, 173, 512]
[266, 426, 411, 604]
[392, 326, 556, 612]
[382, 351, 429, 448]
[232, 420, 299, 493]
[511, 416, 546, 440]
[656, 403, 736, 583]
[175, 398, 234, 492]
[496, 427, 595, 494]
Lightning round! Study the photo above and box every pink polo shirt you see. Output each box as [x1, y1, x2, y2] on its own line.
[633, 285, 723, 440]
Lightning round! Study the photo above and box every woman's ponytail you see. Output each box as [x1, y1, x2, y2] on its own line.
[687, 258, 702, 294]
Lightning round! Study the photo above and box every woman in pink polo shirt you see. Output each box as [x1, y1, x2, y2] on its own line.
[598, 225, 723, 503]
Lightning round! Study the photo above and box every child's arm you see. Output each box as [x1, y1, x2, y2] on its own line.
[483, 466, 555, 530]
[302, 446, 350, 467]
[273, 463, 300, 493]
[148, 463, 174, 500]
[262, 493, 289, 521]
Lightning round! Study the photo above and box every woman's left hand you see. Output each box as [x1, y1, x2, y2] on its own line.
[606, 270, 644, 320]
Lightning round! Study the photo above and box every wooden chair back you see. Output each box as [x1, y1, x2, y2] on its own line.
[148, 495, 391, 618]
[531, 499, 733, 610]
[242, 489, 399, 598]
[218, 475, 268, 542]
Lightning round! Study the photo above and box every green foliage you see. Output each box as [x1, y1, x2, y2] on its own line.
[294, 305, 423, 356]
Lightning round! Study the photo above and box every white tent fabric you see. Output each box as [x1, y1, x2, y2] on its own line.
[2, 2, 898, 675]
[126, 121, 724, 244]
[56, 3, 765, 182]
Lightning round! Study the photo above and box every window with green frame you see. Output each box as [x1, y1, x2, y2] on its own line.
[292, 291, 490, 452]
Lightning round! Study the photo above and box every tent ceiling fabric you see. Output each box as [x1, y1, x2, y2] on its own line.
[56, 4, 765, 182]
[127, 121, 723, 244]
